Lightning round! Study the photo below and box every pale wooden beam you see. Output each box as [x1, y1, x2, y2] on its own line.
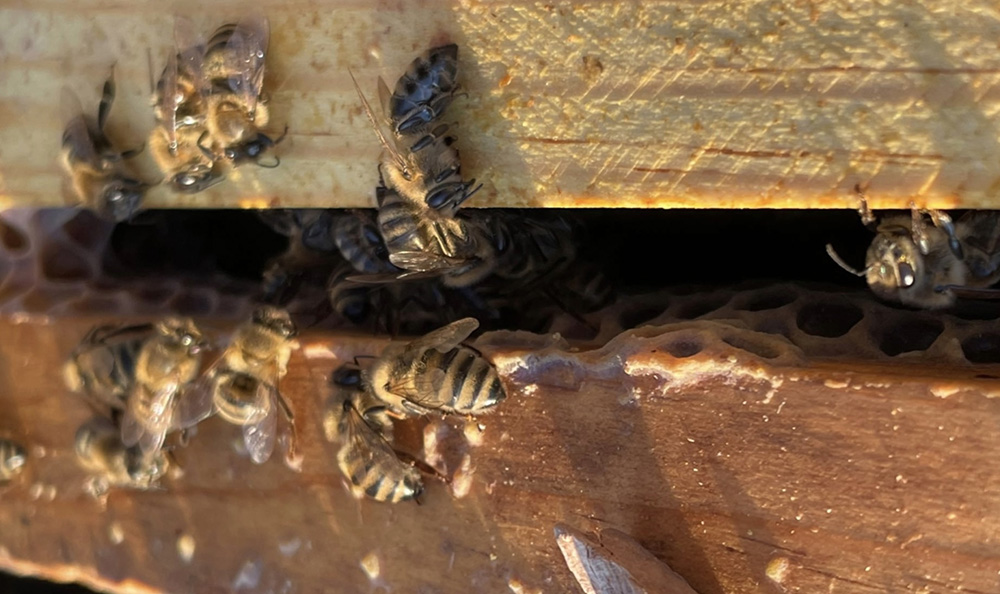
[2, 1, 1000, 210]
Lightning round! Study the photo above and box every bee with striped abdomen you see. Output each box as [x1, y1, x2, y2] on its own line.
[352, 44, 478, 213]
[179, 307, 297, 464]
[60, 73, 150, 221]
[0, 439, 27, 484]
[365, 317, 506, 417]
[326, 364, 423, 503]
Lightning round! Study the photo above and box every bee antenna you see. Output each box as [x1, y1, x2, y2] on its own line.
[347, 68, 408, 175]
[825, 244, 866, 277]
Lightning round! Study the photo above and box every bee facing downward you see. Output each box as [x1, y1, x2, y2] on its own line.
[180, 307, 298, 464]
[60, 72, 150, 221]
[827, 190, 1000, 309]
[120, 318, 207, 456]
[352, 44, 479, 214]
[198, 16, 286, 168]
[326, 364, 423, 503]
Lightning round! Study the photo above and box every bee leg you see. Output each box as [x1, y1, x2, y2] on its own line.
[197, 130, 215, 161]
[854, 184, 876, 227]
[97, 71, 116, 133]
[908, 202, 936, 256]
[922, 207, 964, 259]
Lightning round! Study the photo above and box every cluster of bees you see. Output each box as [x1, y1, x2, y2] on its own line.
[57, 306, 505, 503]
[256, 44, 613, 334]
[827, 188, 1000, 310]
[60, 16, 283, 221]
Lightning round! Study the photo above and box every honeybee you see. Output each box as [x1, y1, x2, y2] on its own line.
[827, 192, 1000, 308]
[180, 307, 298, 464]
[120, 318, 207, 455]
[0, 439, 27, 483]
[365, 318, 506, 417]
[351, 44, 478, 213]
[198, 16, 286, 167]
[371, 183, 486, 284]
[75, 417, 168, 491]
[64, 323, 158, 417]
[60, 74, 150, 221]
[326, 364, 422, 503]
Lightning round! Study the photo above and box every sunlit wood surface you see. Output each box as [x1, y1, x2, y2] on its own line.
[2, 1, 1000, 211]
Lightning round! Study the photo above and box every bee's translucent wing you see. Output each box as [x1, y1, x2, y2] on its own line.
[173, 15, 204, 83]
[405, 318, 479, 354]
[388, 250, 470, 274]
[384, 366, 448, 413]
[60, 88, 98, 167]
[121, 384, 176, 454]
[157, 52, 180, 146]
[244, 384, 279, 464]
[349, 70, 408, 174]
[176, 374, 217, 428]
[226, 14, 269, 119]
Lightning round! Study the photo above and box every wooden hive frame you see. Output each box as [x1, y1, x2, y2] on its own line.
[3, 1, 1000, 593]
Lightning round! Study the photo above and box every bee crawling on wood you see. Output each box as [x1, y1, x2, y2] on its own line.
[64, 318, 207, 457]
[352, 43, 479, 215]
[197, 15, 286, 168]
[325, 364, 424, 503]
[60, 72, 152, 221]
[179, 307, 298, 465]
[827, 188, 1000, 309]
[365, 317, 506, 418]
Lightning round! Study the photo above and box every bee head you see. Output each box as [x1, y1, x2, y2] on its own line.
[158, 317, 207, 355]
[331, 365, 362, 389]
[865, 230, 923, 301]
[100, 178, 148, 222]
[225, 128, 286, 168]
[252, 306, 298, 339]
[171, 165, 223, 194]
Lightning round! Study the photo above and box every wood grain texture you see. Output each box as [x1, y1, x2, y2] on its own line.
[1, 314, 1000, 593]
[2, 1, 1000, 210]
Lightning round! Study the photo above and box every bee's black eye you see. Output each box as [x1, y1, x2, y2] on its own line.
[248, 143, 261, 157]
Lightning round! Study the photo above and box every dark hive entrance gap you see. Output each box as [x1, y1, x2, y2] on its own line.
[72, 208, 1000, 341]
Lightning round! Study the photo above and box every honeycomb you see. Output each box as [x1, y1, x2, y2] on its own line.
[549, 282, 1000, 367]
[0, 209, 256, 318]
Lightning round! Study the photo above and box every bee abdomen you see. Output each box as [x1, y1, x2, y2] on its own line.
[390, 44, 459, 135]
[431, 347, 505, 414]
[337, 444, 422, 503]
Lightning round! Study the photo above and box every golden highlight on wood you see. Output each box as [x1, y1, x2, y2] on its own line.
[2, 1, 1000, 210]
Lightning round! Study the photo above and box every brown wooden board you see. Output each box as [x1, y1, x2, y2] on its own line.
[2, 1, 1000, 210]
[1, 315, 1000, 593]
